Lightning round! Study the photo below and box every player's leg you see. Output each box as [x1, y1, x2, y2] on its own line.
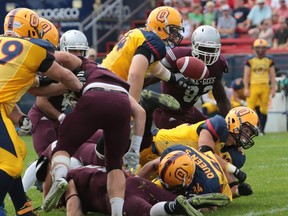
[150, 195, 202, 216]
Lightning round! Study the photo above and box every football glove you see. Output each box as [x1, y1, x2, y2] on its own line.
[38, 75, 58, 87]
[76, 70, 87, 85]
[238, 182, 253, 196]
[57, 113, 66, 124]
[18, 115, 32, 136]
[233, 168, 247, 183]
[168, 72, 193, 88]
[123, 151, 140, 174]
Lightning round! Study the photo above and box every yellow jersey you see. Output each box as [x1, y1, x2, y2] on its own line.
[0, 36, 55, 114]
[245, 55, 274, 85]
[101, 28, 166, 81]
[154, 145, 232, 200]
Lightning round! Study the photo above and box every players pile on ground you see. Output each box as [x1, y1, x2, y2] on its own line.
[0, 5, 274, 216]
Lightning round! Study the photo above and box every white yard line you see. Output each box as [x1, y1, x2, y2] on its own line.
[233, 206, 288, 216]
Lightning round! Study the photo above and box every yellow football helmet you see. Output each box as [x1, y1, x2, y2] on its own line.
[39, 18, 59, 48]
[253, 38, 268, 48]
[146, 6, 184, 48]
[253, 38, 268, 57]
[4, 8, 39, 38]
[225, 106, 260, 149]
[158, 150, 195, 190]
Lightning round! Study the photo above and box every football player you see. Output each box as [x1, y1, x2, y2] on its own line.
[140, 106, 260, 190]
[65, 165, 229, 216]
[0, 8, 83, 216]
[138, 146, 232, 213]
[243, 38, 276, 135]
[230, 78, 247, 108]
[143, 25, 231, 132]
[102, 6, 188, 102]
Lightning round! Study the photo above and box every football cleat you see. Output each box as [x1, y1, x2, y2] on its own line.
[175, 195, 203, 216]
[141, 89, 180, 112]
[42, 177, 68, 212]
[188, 193, 230, 208]
[238, 182, 253, 196]
[16, 200, 40, 216]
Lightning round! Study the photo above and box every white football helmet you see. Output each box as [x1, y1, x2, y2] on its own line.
[59, 30, 89, 56]
[191, 25, 221, 66]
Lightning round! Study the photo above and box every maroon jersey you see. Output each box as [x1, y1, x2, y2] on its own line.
[162, 47, 228, 109]
[66, 166, 177, 216]
[28, 94, 65, 156]
[153, 47, 230, 129]
[40, 131, 103, 172]
[81, 58, 130, 91]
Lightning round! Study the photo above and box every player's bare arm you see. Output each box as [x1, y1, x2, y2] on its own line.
[128, 54, 149, 102]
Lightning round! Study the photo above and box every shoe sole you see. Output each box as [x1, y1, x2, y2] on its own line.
[42, 180, 68, 212]
[177, 195, 203, 216]
[141, 90, 180, 110]
[190, 193, 230, 207]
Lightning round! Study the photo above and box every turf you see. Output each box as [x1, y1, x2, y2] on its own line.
[4, 133, 288, 215]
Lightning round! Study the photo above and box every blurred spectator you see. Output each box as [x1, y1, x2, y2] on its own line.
[161, 0, 190, 8]
[217, 4, 237, 38]
[181, 8, 193, 40]
[271, 12, 280, 31]
[272, 16, 288, 48]
[275, 0, 288, 19]
[188, 3, 204, 30]
[246, 0, 257, 9]
[162, 0, 175, 7]
[270, 0, 288, 9]
[212, 0, 233, 27]
[233, 0, 250, 33]
[246, 0, 272, 29]
[248, 19, 274, 47]
[203, 1, 216, 25]
[87, 48, 97, 62]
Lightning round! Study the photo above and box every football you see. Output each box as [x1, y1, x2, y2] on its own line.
[176, 56, 209, 80]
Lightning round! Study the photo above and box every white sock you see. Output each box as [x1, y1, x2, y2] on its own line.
[51, 155, 70, 180]
[22, 161, 37, 193]
[226, 163, 237, 173]
[129, 135, 143, 153]
[110, 197, 124, 216]
[150, 202, 170, 216]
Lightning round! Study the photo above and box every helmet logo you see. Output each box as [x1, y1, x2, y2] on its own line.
[156, 10, 170, 23]
[175, 167, 189, 182]
[235, 107, 250, 116]
[30, 13, 39, 28]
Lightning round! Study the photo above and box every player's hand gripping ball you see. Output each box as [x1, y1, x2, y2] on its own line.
[176, 56, 209, 80]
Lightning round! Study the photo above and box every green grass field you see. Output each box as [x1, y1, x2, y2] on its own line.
[4, 133, 288, 216]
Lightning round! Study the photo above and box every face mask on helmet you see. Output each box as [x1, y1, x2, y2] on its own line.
[158, 150, 195, 191]
[146, 6, 184, 48]
[38, 18, 59, 48]
[59, 30, 89, 57]
[191, 25, 221, 65]
[4, 8, 40, 38]
[225, 106, 260, 149]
